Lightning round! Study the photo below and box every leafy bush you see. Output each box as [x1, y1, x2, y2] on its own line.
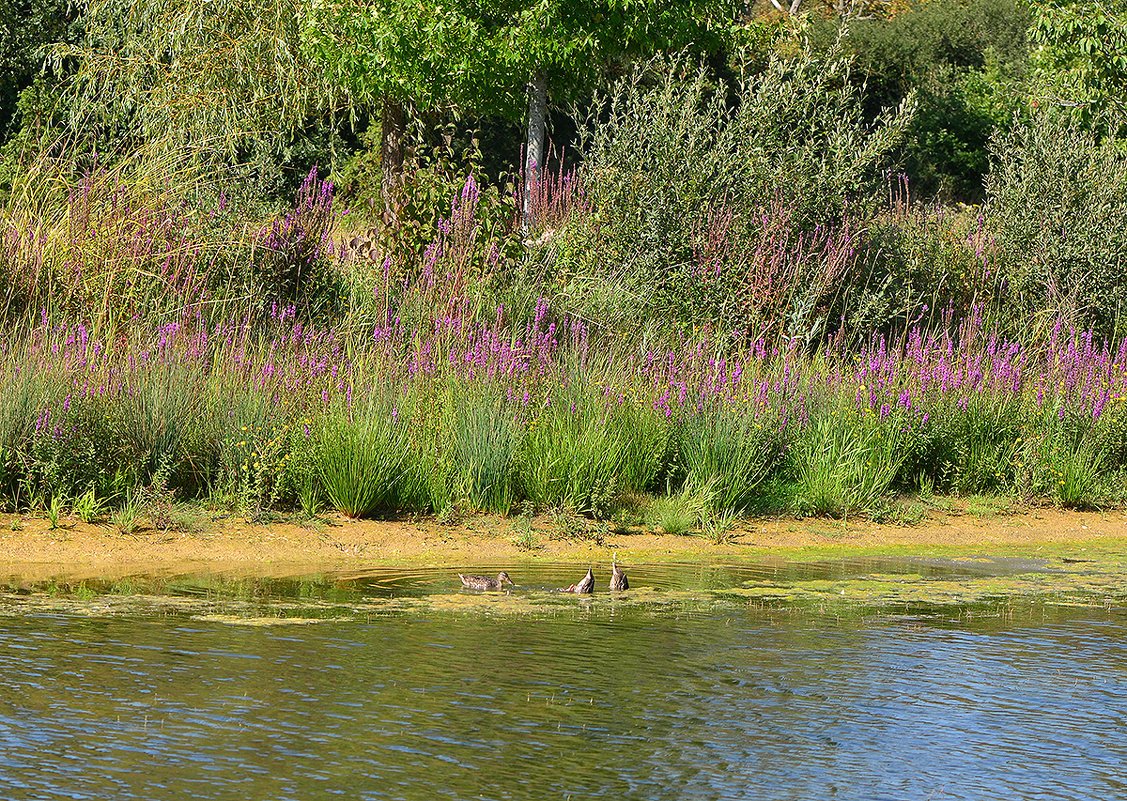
[544, 45, 913, 338]
[986, 114, 1127, 338]
[857, 203, 996, 335]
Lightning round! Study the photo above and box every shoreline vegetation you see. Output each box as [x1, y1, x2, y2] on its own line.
[3, 3, 1127, 579]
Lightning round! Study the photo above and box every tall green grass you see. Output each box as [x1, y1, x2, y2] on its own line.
[518, 374, 666, 513]
[313, 399, 410, 518]
[446, 381, 518, 514]
[791, 401, 906, 518]
[678, 398, 783, 512]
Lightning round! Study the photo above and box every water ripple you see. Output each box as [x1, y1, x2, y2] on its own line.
[1, 578, 1126, 799]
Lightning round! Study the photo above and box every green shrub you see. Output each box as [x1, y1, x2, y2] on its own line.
[645, 485, 708, 535]
[986, 114, 1127, 338]
[546, 45, 913, 337]
[855, 204, 995, 335]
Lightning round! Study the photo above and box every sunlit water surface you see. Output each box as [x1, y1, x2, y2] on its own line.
[2, 560, 1126, 800]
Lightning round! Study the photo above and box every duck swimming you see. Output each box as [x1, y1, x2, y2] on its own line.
[562, 567, 594, 594]
[459, 571, 514, 591]
[610, 557, 628, 591]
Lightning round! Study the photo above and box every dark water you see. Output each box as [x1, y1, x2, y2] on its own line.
[2, 561, 1126, 801]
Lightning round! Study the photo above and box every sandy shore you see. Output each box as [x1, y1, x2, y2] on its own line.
[1, 502, 1126, 582]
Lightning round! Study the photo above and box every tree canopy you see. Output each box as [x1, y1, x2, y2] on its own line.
[1027, 0, 1127, 135]
[53, 0, 341, 162]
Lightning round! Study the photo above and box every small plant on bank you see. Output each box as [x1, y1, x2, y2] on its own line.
[298, 477, 322, 519]
[45, 494, 64, 530]
[110, 491, 142, 535]
[511, 510, 539, 551]
[894, 501, 928, 526]
[964, 494, 1011, 517]
[646, 482, 712, 536]
[547, 505, 588, 540]
[700, 507, 738, 545]
[71, 487, 108, 524]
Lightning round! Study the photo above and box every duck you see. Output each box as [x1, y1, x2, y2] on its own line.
[562, 567, 594, 594]
[459, 571, 514, 591]
[610, 556, 628, 591]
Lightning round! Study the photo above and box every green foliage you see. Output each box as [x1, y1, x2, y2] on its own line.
[791, 402, 906, 517]
[986, 113, 1127, 337]
[363, 136, 521, 282]
[678, 397, 783, 512]
[213, 397, 293, 516]
[1047, 439, 1104, 509]
[304, 0, 735, 118]
[54, 0, 339, 166]
[71, 486, 107, 523]
[109, 490, 141, 535]
[700, 506, 737, 545]
[830, 0, 1031, 200]
[858, 203, 995, 335]
[903, 389, 1024, 495]
[548, 46, 913, 336]
[0, 0, 83, 197]
[842, 0, 1029, 87]
[904, 57, 1028, 201]
[115, 362, 207, 485]
[645, 485, 708, 535]
[45, 493, 63, 529]
[314, 401, 409, 518]
[1027, 0, 1127, 137]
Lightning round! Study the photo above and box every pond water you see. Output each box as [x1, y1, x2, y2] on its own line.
[2, 559, 1126, 800]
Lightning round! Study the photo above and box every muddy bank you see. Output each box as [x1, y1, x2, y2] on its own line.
[1, 502, 1126, 582]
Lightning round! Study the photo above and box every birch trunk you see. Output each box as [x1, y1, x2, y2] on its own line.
[523, 71, 548, 234]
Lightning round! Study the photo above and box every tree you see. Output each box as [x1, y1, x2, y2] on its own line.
[1, 0, 83, 142]
[302, 1, 518, 213]
[303, 0, 736, 227]
[52, 0, 340, 168]
[1027, 0, 1127, 136]
[498, 0, 734, 228]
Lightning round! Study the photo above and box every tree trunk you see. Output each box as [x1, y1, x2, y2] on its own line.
[523, 71, 548, 235]
[380, 98, 406, 223]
